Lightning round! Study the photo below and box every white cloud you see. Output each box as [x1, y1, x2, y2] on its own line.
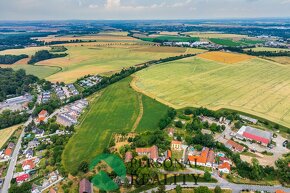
[105, 0, 121, 9]
[89, 4, 99, 8]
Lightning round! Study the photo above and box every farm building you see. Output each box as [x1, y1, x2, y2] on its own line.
[239, 115, 258, 124]
[136, 145, 159, 161]
[79, 178, 92, 193]
[225, 140, 245, 152]
[236, 126, 272, 146]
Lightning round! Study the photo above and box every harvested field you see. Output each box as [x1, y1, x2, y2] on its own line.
[245, 47, 290, 52]
[197, 51, 253, 64]
[0, 124, 21, 148]
[134, 56, 290, 128]
[265, 57, 290, 65]
[184, 32, 248, 39]
[0, 46, 50, 56]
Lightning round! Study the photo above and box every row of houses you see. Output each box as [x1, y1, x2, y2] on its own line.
[56, 99, 88, 127]
[41, 91, 51, 104]
[54, 84, 79, 101]
[0, 93, 32, 113]
[78, 75, 102, 88]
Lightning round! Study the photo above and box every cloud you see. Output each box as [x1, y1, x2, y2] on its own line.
[105, 0, 121, 9]
[89, 4, 99, 8]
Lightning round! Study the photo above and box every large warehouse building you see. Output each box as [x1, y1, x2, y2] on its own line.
[236, 126, 272, 146]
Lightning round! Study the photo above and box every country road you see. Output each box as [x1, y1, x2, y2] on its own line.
[1, 117, 32, 193]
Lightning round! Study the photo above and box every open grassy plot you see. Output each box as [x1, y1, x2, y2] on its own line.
[0, 124, 21, 148]
[197, 51, 253, 64]
[62, 77, 168, 173]
[134, 56, 290, 128]
[38, 45, 205, 83]
[209, 38, 244, 47]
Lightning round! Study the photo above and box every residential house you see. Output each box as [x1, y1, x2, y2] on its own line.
[171, 140, 182, 151]
[7, 142, 15, 149]
[38, 110, 48, 123]
[188, 147, 209, 166]
[4, 148, 12, 159]
[206, 150, 215, 167]
[16, 173, 30, 183]
[167, 128, 174, 137]
[28, 139, 40, 149]
[22, 159, 35, 171]
[218, 162, 231, 174]
[237, 126, 272, 146]
[136, 145, 159, 161]
[32, 127, 44, 137]
[24, 148, 33, 158]
[225, 140, 245, 152]
[49, 188, 57, 193]
[79, 178, 92, 193]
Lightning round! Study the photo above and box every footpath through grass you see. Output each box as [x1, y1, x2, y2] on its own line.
[62, 77, 169, 174]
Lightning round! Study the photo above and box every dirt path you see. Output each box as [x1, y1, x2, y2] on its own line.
[132, 94, 144, 131]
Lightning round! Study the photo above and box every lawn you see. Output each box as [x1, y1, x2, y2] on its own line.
[62, 77, 168, 173]
[0, 124, 21, 149]
[134, 55, 290, 129]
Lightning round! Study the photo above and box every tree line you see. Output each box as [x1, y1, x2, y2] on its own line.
[0, 54, 28, 64]
[0, 110, 29, 129]
[224, 46, 290, 57]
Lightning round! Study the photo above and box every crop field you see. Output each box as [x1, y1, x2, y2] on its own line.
[140, 35, 200, 42]
[62, 77, 168, 173]
[209, 38, 244, 47]
[266, 57, 290, 65]
[0, 124, 21, 148]
[134, 55, 290, 128]
[0, 46, 50, 56]
[37, 44, 205, 83]
[244, 47, 290, 52]
[197, 51, 253, 64]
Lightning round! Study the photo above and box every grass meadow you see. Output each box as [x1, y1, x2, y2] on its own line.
[134, 54, 290, 128]
[62, 77, 168, 173]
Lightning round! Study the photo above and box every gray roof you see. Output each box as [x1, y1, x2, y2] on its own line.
[244, 126, 272, 140]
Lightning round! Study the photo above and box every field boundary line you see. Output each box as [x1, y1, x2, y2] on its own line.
[131, 94, 144, 132]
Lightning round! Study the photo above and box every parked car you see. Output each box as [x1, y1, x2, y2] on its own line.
[283, 140, 288, 147]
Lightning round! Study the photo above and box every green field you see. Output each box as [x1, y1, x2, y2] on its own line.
[8, 65, 60, 79]
[209, 38, 243, 47]
[134, 56, 290, 128]
[62, 77, 168, 173]
[140, 35, 200, 42]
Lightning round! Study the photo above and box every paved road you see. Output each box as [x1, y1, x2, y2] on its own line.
[145, 182, 290, 193]
[1, 117, 32, 193]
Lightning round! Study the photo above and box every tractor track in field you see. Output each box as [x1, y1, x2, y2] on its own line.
[132, 94, 144, 131]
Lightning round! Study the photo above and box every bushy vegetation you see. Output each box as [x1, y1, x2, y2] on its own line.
[28, 50, 68, 64]
[9, 182, 32, 193]
[0, 54, 28, 64]
[50, 46, 68, 52]
[0, 68, 38, 102]
[158, 108, 177, 129]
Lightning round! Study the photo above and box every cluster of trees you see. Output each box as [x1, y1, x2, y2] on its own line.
[33, 98, 61, 116]
[0, 68, 38, 102]
[0, 54, 28, 64]
[50, 46, 68, 52]
[185, 132, 216, 148]
[45, 39, 97, 45]
[159, 108, 177, 129]
[0, 110, 29, 129]
[9, 182, 32, 193]
[28, 50, 68, 64]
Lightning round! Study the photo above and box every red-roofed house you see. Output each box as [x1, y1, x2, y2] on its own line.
[79, 178, 92, 193]
[225, 140, 245, 152]
[16, 173, 30, 183]
[49, 188, 57, 193]
[38, 110, 48, 122]
[171, 140, 182, 151]
[206, 150, 215, 167]
[218, 162, 231, 174]
[22, 159, 36, 171]
[136, 145, 159, 161]
[275, 190, 286, 193]
[4, 148, 12, 159]
[188, 148, 209, 166]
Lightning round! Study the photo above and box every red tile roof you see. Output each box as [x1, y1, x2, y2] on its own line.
[22, 159, 35, 170]
[226, 140, 245, 152]
[49, 188, 57, 193]
[171, 140, 182, 145]
[16, 174, 30, 183]
[39, 110, 48, 116]
[206, 150, 215, 164]
[4, 148, 12, 156]
[188, 148, 209, 164]
[125, 151, 133, 163]
[243, 131, 270, 145]
[218, 162, 231, 171]
[275, 190, 286, 193]
[136, 145, 159, 160]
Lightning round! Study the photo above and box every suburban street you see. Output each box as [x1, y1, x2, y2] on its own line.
[1, 117, 32, 193]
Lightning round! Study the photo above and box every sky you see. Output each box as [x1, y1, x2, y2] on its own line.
[0, 0, 290, 20]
